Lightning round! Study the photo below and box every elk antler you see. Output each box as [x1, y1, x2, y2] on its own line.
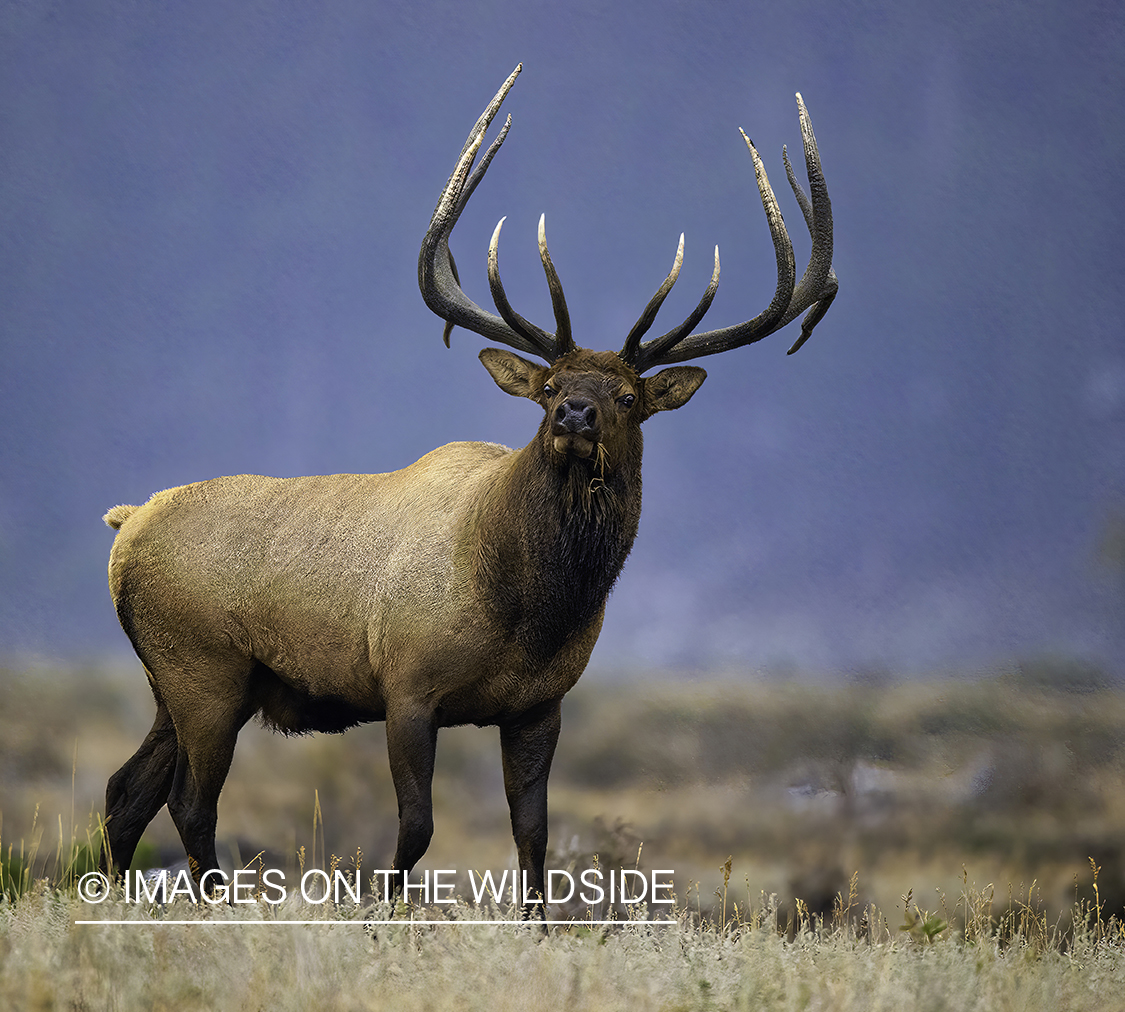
[619, 93, 837, 373]
[418, 64, 576, 363]
[419, 70, 837, 372]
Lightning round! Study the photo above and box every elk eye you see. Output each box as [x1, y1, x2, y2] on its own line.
[543, 384, 555, 398]
[618, 393, 636, 410]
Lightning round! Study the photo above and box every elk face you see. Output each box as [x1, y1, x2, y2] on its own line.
[480, 347, 706, 466]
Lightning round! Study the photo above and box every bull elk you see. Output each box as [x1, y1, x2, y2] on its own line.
[100, 64, 837, 912]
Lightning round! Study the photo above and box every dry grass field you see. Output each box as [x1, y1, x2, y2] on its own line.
[4, 888, 1124, 1011]
[2, 661, 1124, 1008]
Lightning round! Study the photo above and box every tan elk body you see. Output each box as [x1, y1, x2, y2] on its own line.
[102, 65, 837, 912]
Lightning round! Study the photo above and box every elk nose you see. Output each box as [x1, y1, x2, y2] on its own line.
[554, 398, 598, 435]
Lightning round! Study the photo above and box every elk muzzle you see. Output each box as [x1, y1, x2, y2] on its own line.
[551, 397, 599, 457]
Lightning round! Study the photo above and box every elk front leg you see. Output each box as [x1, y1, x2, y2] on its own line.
[499, 698, 562, 920]
[386, 702, 439, 888]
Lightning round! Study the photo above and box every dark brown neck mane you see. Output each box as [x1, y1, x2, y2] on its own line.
[475, 425, 643, 662]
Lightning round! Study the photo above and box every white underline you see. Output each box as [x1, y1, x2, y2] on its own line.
[75, 918, 677, 927]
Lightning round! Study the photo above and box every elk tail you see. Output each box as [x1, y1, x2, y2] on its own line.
[103, 504, 138, 530]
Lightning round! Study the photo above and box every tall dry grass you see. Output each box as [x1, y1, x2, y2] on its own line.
[1, 870, 1123, 1011]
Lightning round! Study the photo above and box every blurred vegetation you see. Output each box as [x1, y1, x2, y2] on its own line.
[1, 659, 1123, 928]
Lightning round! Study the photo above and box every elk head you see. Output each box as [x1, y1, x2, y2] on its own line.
[418, 64, 838, 445]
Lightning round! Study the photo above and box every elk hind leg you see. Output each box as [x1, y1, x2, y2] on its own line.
[163, 666, 257, 889]
[102, 701, 179, 874]
[386, 703, 439, 884]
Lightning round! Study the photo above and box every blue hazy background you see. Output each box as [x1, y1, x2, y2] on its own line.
[2, 0, 1122, 677]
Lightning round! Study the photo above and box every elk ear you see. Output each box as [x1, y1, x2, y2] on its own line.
[479, 348, 546, 400]
[642, 366, 707, 416]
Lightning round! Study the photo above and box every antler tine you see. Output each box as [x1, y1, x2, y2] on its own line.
[441, 248, 461, 348]
[488, 217, 557, 359]
[782, 146, 812, 234]
[419, 65, 568, 362]
[782, 92, 838, 354]
[620, 234, 685, 364]
[538, 215, 575, 356]
[624, 244, 722, 370]
[623, 93, 836, 373]
[423, 66, 518, 244]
